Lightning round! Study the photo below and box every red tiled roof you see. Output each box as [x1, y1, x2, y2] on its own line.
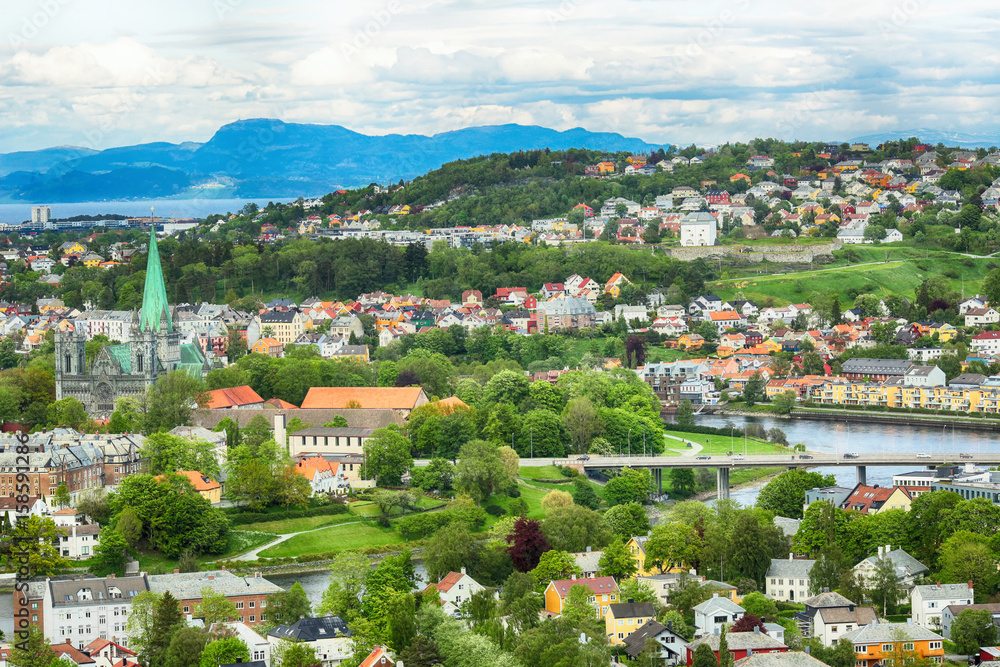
[204, 385, 264, 409]
[549, 576, 618, 599]
[301, 387, 425, 410]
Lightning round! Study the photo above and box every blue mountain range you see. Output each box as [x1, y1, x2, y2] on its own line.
[0, 120, 667, 202]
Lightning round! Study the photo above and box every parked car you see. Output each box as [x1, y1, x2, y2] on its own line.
[732, 454, 745, 461]
[843, 452, 859, 459]
[960, 452, 973, 459]
[799, 454, 814, 459]
[916, 453, 931, 459]
[696, 455, 711, 460]
[577, 455, 591, 461]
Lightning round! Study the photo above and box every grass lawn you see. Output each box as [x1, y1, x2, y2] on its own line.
[518, 465, 567, 480]
[348, 501, 382, 517]
[730, 466, 784, 487]
[128, 530, 279, 572]
[663, 430, 790, 456]
[240, 515, 364, 534]
[259, 522, 404, 558]
[710, 254, 994, 306]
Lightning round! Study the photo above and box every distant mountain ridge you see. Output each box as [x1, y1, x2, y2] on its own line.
[0, 120, 667, 202]
[850, 129, 1000, 149]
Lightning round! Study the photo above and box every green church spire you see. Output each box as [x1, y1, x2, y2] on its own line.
[139, 227, 172, 333]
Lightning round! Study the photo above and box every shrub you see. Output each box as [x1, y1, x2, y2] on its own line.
[485, 505, 507, 517]
[507, 488, 521, 498]
[226, 503, 348, 526]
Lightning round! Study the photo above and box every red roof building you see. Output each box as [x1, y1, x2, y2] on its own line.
[204, 385, 265, 409]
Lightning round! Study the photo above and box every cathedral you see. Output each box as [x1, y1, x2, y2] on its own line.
[55, 229, 210, 416]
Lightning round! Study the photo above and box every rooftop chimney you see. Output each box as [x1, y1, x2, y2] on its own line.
[789, 552, 794, 560]
[885, 544, 891, 553]
[173, 569, 179, 574]
[208, 574, 215, 581]
[970, 581, 974, 589]
[877, 546, 883, 556]
[461, 567, 466, 575]
[754, 626, 760, 634]
[586, 546, 592, 552]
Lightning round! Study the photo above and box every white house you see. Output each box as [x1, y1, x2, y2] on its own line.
[799, 591, 877, 647]
[765, 556, 816, 603]
[680, 212, 717, 247]
[853, 546, 928, 588]
[422, 568, 487, 615]
[971, 331, 1000, 355]
[267, 616, 353, 667]
[693, 594, 745, 637]
[622, 620, 688, 665]
[910, 583, 973, 631]
[941, 603, 1000, 639]
[965, 307, 1000, 327]
[212, 622, 271, 666]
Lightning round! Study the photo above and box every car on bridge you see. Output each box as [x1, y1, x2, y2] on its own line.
[576, 455, 590, 461]
[843, 452, 859, 459]
[799, 454, 813, 459]
[696, 455, 711, 460]
[732, 454, 745, 460]
[960, 452, 973, 459]
[916, 453, 931, 459]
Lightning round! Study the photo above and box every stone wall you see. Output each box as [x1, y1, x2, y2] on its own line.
[665, 240, 841, 262]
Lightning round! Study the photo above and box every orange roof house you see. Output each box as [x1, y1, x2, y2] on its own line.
[544, 576, 620, 618]
[204, 385, 265, 409]
[360, 646, 394, 667]
[158, 471, 222, 503]
[300, 387, 429, 413]
[263, 397, 299, 409]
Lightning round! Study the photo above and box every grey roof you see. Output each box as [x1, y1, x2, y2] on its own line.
[841, 358, 912, 374]
[623, 620, 687, 658]
[332, 345, 369, 356]
[766, 558, 816, 579]
[802, 591, 857, 609]
[773, 517, 801, 537]
[686, 632, 786, 652]
[858, 549, 927, 578]
[912, 583, 974, 600]
[950, 373, 987, 387]
[148, 571, 283, 599]
[267, 615, 352, 642]
[817, 606, 877, 625]
[221, 662, 266, 667]
[535, 297, 596, 316]
[694, 596, 745, 615]
[610, 602, 656, 619]
[735, 651, 828, 667]
[943, 603, 1000, 616]
[842, 621, 943, 644]
[49, 575, 150, 608]
[259, 310, 298, 323]
[570, 550, 603, 573]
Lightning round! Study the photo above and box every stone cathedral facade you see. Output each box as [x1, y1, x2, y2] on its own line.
[55, 229, 209, 416]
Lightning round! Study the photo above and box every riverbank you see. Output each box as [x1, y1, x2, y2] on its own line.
[692, 466, 787, 502]
[705, 405, 1000, 431]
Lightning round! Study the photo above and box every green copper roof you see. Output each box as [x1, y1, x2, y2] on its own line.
[180, 342, 206, 365]
[139, 229, 172, 333]
[107, 344, 132, 374]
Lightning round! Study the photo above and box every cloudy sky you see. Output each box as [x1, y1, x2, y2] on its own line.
[1, 0, 998, 153]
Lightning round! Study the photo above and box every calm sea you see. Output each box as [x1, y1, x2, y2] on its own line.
[0, 198, 297, 226]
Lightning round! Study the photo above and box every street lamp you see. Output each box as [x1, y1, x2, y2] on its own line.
[530, 427, 533, 459]
[627, 428, 632, 458]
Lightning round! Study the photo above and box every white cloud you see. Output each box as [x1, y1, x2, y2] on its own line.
[0, 0, 999, 151]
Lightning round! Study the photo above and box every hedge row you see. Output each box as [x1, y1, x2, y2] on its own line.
[227, 503, 349, 526]
[662, 423, 747, 437]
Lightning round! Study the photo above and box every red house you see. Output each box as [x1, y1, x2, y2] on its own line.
[685, 632, 787, 666]
[706, 190, 731, 205]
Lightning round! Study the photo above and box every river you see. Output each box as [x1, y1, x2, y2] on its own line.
[689, 413, 999, 506]
[0, 198, 297, 225]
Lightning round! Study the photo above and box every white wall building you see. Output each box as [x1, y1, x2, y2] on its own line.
[911, 583, 974, 631]
[680, 212, 717, 246]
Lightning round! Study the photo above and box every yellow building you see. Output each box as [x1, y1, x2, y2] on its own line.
[158, 471, 222, 504]
[845, 622, 944, 667]
[544, 577, 619, 619]
[332, 345, 371, 363]
[605, 602, 656, 645]
[257, 310, 305, 345]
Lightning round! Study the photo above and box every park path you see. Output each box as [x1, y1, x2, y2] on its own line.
[664, 434, 703, 456]
[232, 520, 360, 561]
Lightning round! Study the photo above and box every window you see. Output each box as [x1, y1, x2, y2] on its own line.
[883, 645, 893, 653]
[715, 616, 728, 623]
[930, 642, 942, 650]
[855, 646, 865, 653]
[618, 633, 624, 639]
[903, 643, 914, 651]
[249, 602, 255, 608]
[236, 602, 245, 609]
[183, 607, 190, 613]
[31, 603, 38, 610]
[250, 615, 255, 622]
[32, 614, 38, 622]
[832, 626, 838, 632]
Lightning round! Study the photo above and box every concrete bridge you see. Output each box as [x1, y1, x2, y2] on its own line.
[549, 452, 996, 500]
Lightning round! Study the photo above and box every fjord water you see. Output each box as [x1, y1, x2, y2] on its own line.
[0, 198, 296, 225]
[691, 413, 998, 505]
